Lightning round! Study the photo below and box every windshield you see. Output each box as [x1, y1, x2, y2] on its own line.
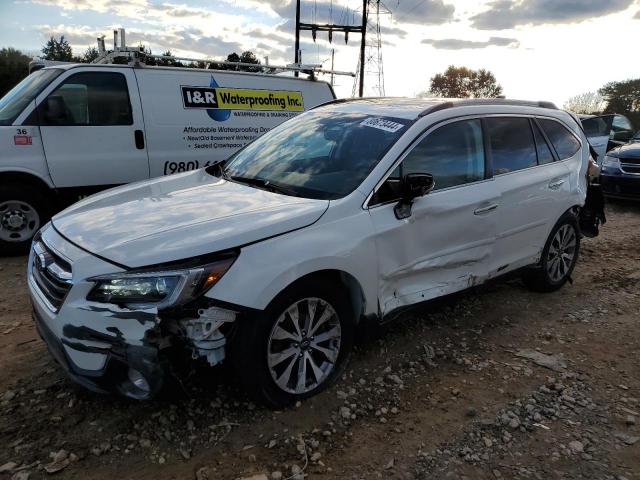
[222, 111, 411, 199]
[0, 68, 62, 126]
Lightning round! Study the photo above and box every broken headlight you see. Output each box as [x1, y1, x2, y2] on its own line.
[87, 256, 236, 308]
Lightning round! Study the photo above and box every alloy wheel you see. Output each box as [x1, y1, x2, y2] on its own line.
[267, 297, 342, 395]
[546, 224, 577, 283]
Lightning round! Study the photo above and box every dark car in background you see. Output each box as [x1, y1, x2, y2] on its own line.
[600, 130, 640, 199]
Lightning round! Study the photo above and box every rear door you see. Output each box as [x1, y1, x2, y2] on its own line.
[37, 68, 149, 188]
[368, 118, 499, 315]
[487, 116, 572, 273]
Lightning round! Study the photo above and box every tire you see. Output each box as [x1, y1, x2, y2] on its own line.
[229, 278, 355, 408]
[521, 212, 580, 292]
[0, 184, 51, 256]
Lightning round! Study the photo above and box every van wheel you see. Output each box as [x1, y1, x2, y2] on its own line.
[230, 279, 354, 408]
[522, 212, 580, 292]
[0, 185, 50, 255]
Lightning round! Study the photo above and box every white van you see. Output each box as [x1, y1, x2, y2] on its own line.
[0, 64, 335, 253]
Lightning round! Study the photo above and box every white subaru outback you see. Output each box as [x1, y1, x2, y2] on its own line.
[28, 98, 593, 407]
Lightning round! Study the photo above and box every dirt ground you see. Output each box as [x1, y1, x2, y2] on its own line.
[0, 201, 639, 480]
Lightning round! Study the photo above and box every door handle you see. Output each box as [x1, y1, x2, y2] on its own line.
[134, 130, 145, 150]
[474, 203, 499, 215]
[548, 179, 565, 190]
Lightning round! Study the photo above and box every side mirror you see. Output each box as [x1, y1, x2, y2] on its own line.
[403, 173, 435, 200]
[394, 173, 435, 220]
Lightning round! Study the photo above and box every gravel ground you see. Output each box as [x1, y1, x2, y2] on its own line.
[0, 200, 639, 480]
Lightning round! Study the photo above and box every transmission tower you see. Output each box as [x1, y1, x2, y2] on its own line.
[352, 0, 389, 97]
[294, 0, 374, 97]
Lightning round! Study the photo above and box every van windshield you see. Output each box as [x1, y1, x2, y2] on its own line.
[0, 68, 62, 125]
[221, 111, 411, 200]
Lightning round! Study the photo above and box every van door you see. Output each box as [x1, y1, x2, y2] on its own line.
[487, 116, 574, 272]
[368, 118, 499, 316]
[37, 69, 149, 188]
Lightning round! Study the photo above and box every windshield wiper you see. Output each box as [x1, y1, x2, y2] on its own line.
[230, 175, 299, 197]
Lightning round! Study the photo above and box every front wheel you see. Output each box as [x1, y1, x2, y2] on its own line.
[0, 185, 51, 256]
[230, 279, 354, 408]
[522, 212, 580, 292]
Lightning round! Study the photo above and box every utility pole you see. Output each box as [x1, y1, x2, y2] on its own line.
[358, 0, 367, 97]
[294, 0, 301, 77]
[330, 48, 335, 86]
[294, 0, 368, 96]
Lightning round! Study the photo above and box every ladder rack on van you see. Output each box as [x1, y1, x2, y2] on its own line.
[90, 28, 355, 79]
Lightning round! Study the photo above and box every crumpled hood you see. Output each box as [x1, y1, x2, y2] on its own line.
[52, 169, 329, 268]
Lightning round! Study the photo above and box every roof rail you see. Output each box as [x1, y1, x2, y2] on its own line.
[418, 98, 558, 117]
[310, 96, 394, 110]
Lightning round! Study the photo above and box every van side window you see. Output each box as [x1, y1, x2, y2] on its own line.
[531, 120, 555, 165]
[486, 117, 537, 174]
[370, 119, 484, 205]
[39, 72, 132, 126]
[538, 118, 580, 160]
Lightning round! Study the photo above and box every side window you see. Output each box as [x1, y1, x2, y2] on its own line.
[403, 119, 485, 190]
[39, 72, 132, 126]
[486, 117, 537, 175]
[538, 118, 581, 160]
[531, 120, 555, 165]
[612, 115, 633, 132]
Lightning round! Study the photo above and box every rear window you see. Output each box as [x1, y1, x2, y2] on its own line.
[532, 121, 554, 165]
[538, 118, 580, 160]
[486, 117, 537, 175]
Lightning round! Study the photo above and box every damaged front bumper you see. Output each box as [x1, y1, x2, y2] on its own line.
[28, 225, 241, 400]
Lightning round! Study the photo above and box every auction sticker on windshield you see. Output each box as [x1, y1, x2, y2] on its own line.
[360, 117, 405, 133]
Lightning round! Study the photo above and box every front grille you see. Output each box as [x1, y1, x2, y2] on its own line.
[620, 163, 640, 175]
[619, 157, 640, 165]
[31, 239, 72, 312]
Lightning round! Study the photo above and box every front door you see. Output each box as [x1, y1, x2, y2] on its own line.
[367, 118, 499, 316]
[37, 69, 149, 188]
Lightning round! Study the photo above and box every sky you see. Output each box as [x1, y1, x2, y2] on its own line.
[1, 0, 639, 106]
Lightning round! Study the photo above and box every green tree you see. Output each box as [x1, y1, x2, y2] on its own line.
[155, 50, 183, 67]
[599, 79, 640, 114]
[563, 91, 605, 114]
[425, 65, 503, 98]
[80, 46, 99, 63]
[0, 47, 31, 97]
[599, 78, 640, 130]
[219, 51, 260, 72]
[41, 35, 73, 61]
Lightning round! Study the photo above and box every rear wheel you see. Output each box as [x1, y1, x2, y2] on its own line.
[522, 212, 580, 292]
[0, 185, 50, 255]
[230, 279, 354, 408]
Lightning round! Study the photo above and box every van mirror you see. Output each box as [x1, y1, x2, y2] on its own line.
[394, 173, 435, 220]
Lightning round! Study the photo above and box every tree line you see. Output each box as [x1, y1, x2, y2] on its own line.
[423, 65, 638, 129]
[0, 35, 262, 97]
[564, 81, 640, 128]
